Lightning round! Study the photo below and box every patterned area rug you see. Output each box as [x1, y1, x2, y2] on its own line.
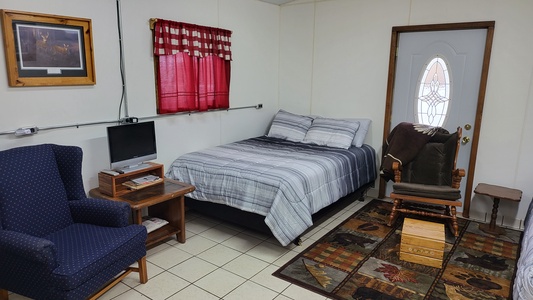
[273, 199, 522, 299]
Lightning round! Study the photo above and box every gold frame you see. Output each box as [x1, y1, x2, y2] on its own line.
[1, 10, 95, 87]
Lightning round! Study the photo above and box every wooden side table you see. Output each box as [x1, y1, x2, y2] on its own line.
[89, 179, 195, 247]
[474, 183, 522, 235]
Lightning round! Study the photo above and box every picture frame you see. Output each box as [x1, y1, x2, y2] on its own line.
[1, 10, 96, 87]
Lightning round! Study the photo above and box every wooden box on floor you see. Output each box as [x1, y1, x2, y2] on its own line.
[400, 218, 445, 268]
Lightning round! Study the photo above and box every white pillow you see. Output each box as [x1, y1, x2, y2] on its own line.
[267, 110, 313, 142]
[303, 118, 359, 149]
[350, 118, 371, 147]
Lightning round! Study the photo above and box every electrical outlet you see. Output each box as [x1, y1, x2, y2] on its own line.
[119, 117, 138, 124]
[14, 127, 39, 136]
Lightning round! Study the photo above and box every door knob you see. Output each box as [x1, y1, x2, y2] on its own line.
[462, 136, 470, 144]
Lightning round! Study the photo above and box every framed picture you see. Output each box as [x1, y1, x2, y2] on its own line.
[1, 10, 96, 87]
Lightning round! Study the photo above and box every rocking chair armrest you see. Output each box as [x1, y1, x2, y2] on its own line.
[451, 168, 466, 189]
[392, 161, 403, 183]
[453, 168, 466, 177]
[392, 161, 402, 170]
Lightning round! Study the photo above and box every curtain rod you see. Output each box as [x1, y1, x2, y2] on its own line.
[0, 104, 263, 136]
[149, 18, 158, 30]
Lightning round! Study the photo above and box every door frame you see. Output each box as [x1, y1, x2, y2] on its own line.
[378, 21, 495, 218]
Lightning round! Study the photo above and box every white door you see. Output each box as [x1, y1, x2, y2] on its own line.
[386, 29, 488, 211]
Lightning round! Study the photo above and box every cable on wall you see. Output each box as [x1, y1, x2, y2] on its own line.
[116, 0, 129, 119]
[0, 104, 263, 136]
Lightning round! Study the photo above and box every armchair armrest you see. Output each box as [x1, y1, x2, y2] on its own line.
[69, 198, 131, 227]
[0, 230, 57, 270]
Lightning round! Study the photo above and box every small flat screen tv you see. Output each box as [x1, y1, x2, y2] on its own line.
[106, 121, 157, 173]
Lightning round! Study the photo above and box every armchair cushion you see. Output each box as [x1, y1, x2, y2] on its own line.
[69, 198, 131, 228]
[393, 182, 461, 200]
[46, 223, 146, 290]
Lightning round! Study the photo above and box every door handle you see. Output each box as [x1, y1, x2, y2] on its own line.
[462, 136, 470, 144]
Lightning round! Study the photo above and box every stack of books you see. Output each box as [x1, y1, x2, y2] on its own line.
[141, 217, 169, 233]
[122, 175, 163, 190]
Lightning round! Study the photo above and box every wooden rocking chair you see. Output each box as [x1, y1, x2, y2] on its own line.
[387, 127, 465, 236]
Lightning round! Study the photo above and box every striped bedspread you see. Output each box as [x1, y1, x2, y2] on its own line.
[166, 136, 377, 246]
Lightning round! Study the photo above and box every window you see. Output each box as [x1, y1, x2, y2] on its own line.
[415, 56, 451, 127]
[152, 20, 232, 114]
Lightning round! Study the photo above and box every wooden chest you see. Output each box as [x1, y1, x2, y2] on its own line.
[400, 218, 445, 268]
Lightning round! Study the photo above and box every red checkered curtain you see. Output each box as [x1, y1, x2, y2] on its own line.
[153, 19, 231, 113]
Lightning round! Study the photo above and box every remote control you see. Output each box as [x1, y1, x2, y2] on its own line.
[101, 169, 120, 176]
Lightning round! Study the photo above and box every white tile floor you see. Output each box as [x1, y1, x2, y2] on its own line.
[8, 197, 372, 300]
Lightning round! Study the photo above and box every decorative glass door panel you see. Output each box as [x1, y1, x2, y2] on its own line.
[416, 57, 451, 127]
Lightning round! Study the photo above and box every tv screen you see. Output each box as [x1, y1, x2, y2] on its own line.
[107, 121, 157, 172]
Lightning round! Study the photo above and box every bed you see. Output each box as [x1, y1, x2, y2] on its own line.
[165, 110, 377, 246]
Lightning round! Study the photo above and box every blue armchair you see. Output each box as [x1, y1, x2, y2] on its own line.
[0, 144, 147, 300]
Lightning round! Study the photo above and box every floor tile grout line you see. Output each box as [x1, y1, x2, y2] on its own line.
[153, 234, 290, 298]
[10, 197, 372, 299]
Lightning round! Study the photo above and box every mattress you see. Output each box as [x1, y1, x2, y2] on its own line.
[166, 136, 377, 246]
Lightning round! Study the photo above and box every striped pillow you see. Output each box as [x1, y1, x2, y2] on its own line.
[303, 118, 360, 149]
[267, 110, 314, 142]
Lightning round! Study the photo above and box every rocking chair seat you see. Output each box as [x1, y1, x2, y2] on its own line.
[392, 183, 461, 200]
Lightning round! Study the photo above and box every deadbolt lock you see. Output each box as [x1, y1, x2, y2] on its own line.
[464, 124, 472, 130]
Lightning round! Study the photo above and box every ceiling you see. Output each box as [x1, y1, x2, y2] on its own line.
[258, 0, 296, 5]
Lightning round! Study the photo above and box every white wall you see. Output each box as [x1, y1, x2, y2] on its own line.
[279, 0, 533, 227]
[0, 0, 280, 191]
[1, 0, 532, 228]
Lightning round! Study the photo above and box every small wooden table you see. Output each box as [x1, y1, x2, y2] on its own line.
[474, 183, 522, 235]
[90, 179, 195, 247]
